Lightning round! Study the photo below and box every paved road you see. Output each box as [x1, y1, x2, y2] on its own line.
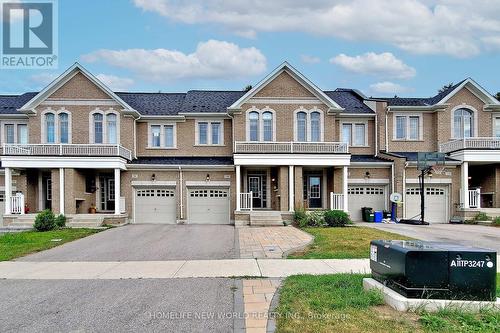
[359, 222, 500, 252]
[18, 224, 238, 261]
[0, 278, 243, 333]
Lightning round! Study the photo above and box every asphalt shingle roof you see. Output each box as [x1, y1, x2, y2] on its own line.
[130, 156, 234, 166]
[388, 152, 459, 162]
[324, 89, 374, 113]
[350, 155, 392, 163]
[0, 92, 37, 114]
[116, 92, 186, 116]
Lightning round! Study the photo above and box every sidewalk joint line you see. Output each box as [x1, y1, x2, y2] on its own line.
[171, 260, 187, 278]
[256, 258, 263, 277]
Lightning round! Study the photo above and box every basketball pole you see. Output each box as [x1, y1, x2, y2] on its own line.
[419, 168, 426, 224]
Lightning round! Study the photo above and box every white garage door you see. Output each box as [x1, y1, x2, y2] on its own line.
[405, 186, 448, 223]
[348, 186, 386, 221]
[135, 188, 176, 224]
[188, 188, 230, 224]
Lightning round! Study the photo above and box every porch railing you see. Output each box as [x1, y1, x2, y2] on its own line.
[330, 193, 344, 211]
[234, 141, 349, 154]
[460, 188, 481, 209]
[10, 193, 25, 215]
[2, 144, 132, 160]
[240, 192, 253, 211]
[439, 138, 500, 153]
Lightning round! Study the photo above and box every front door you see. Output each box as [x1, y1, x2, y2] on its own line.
[99, 176, 115, 211]
[248, 174, 267, 209]
[307, 175, 322, 208]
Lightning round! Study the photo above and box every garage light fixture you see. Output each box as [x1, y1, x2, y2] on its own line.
[364, 171, 371, 180]
[151, 173, 156, 181]
[206, 174, 210, 182]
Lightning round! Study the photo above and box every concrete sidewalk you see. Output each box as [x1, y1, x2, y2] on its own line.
[0, 259, 370, 280]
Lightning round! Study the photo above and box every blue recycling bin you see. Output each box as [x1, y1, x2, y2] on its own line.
[374, 211, 383, 223]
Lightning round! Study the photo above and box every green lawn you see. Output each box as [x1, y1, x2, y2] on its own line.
[275, 274, 500, 333]
[288, 226, 413, 259]
[0, 228, 102, 261]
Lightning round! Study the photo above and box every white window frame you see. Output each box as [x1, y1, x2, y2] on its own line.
[245, 107, 277, 142]
[195, 119, 225, 146]
[89, 108, 120, 144]
[494, 114, 500, 138]
[392, 113, 423, 141]
[293, 107, 324, 142]
[146, 122, 178, 149]
[450, 105, 478, 139]
[340, 120, 368, 147]
[41, 108, 72, 144]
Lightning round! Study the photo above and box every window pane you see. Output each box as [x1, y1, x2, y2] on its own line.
[297, 112, 307, 141]
[454, 110, 462, 138]
[211, 122, 220, 145]
[342, 124, 351, 145]
[59, 113, 69, 143]
[17, 124, 28, 144]
[165, 125, 174, 147]
[463, 110, 472, 138]
[495, 117, 500, 138]
[262, 112, 273, 142]
[310, 112, 320, 142]
[5, 124, 14, 144]
[396, 116, 406, 139]
[354, 124, 365, 146]
[46, 113, 55, 143]
[151, 125, 161, 147]
[107, 114, 117, 144]
[409, 116, 419, 140]
[198, 122, 208, 144]
[249, 112, 259, 141]
[93, 113, 103, 144]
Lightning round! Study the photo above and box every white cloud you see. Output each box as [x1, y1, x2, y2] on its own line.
[30, 72, 58, 85]
[96, 74, 134, 91]
[330, 52, 416, 79]
[82, 40, 267, 81]
[300, 55, 321, 64]
[132, 0, 500, 57]
[369, 81, 411, 95]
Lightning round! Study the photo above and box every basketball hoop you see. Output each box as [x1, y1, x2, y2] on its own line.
[430, 165, 445, 175]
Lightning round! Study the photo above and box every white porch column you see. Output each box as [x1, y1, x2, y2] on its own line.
[342, 166, 349, 213]
[236, 165, 241, 211]
[59, 168, 65, 215]
[289, 165, 294, 212]
[461, 162, 469, 209]
[4, 167, 11, 215]
[114, 168, 121, 215]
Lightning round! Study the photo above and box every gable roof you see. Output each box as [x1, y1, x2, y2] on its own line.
[324, 89, 374, 114]
[116, 92, 186, 116]
[0, 93, 38, 115]
[181, 90, 246, 114]
[228, 62, 344, 111]
[18, 63, 137, 115]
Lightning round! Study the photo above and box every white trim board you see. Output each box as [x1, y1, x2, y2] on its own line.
[406, 178, 452, 184]
[437, 78, 499, 105]
[1, 156, 127, 170]
[348, 178, 390, 184]
[185, 181, 230, 187]
[234, 153, 351, 166]
[131, 181, 176, 187]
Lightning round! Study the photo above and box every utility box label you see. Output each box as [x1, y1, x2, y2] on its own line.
[370, 245, 377, 262]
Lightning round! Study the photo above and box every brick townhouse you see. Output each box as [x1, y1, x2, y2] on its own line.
[0, 62, 499, 227]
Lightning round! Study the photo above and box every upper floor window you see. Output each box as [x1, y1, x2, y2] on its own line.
[93, 113, 103, 144]
[43, 109, 71, 144]
[394, 114, 421, 140]
[341, 122, 366, 146]
[17, 124, 28, 144]
[148, 123, 176, 148]
[90, 110, 119, 144]
[246, 108, 276, 142]
[249, 112, 259, 141]
[46, 113, 55, 143]
[495, 116, 500, 138]
[2, 123, 28, 144]
[107, 114, 117, 144]
[196, 120, 223, 145]
[59, 113, 69, 144]
[294, 108, 323, 142]
[262, 112, 273, 142]
[5, 124, 14, 144]
[453, 108, 474, 138]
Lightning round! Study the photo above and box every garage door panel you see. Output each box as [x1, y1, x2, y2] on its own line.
[135, 188, 176, 224]
[406, 186, 448, 224]
[189, 188, 230, 224]
[348, 186, 386, 221]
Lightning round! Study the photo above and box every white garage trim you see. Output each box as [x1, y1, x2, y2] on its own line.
[131, 180, 176, 186]
[406, 178, 452, 184]
[348, 178, 390, 184]
[187, 187, 231, 224]
[133, 186, 177, 224]
[347, 184, 388, 221]
[405, 184, 449, 223]
[185, 181, 231, 187]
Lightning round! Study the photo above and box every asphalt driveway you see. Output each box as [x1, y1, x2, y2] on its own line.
[359, 222, 500, 252]
[0, 278, 243, 333]
[18, 224, 238, 261]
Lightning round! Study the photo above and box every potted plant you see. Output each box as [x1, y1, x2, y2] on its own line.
[88, 203, 96, 214]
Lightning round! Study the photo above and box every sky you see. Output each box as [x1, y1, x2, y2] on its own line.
[1, 0, 500, 98]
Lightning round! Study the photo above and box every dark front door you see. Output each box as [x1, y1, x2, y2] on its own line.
[248, 174, 266, 209]
[99, 176, 115, 211]
[307, 175, 322, 208]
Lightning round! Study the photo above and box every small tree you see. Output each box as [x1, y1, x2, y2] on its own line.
[324, 210, 351, 227]
[55, 214, 66, 228]
[438, 83, 454, 94]
[243, 85, 253, 92]
[34, 210, 56, 232]
[495, 92, 500, 101]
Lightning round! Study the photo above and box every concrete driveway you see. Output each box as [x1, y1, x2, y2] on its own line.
[18, 224, 238, 261]
[359, 222, 500, 252]
[0, 278, 243, 333]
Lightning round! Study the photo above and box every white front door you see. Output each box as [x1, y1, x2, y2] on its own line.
[405, 186, 448, 223]
[188, 188, 230, 224]
[348, 186, 386, 221]
[134, 188, 177, 224]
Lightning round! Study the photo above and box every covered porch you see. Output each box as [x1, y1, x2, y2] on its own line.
[460, 162, 500, 212]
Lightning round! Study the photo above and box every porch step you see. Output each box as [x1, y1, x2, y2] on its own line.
[8, 215, 35, 227]
[249, 211, 284, 226]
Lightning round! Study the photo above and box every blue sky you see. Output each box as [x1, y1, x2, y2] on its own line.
[1, 0, 500, 98]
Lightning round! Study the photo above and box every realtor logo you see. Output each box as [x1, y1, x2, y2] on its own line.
[1, 0, 58, 69]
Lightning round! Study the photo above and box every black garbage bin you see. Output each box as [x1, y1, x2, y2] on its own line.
[361, 207, 373, 222]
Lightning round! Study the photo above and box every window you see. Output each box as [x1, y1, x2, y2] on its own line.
[107, 114, 117, 144]
[165, 125, 174, 148]
[495, 117, 500, 138]
[310, 112, 321, 142]
[151, 125, 161, 147]
[342, 123, 366, 146]
[46, 113, 55, 143]
[211, 122, 221, 145]
[59, 113, 69, 143]
[5, 124, 14, 144]
[85, 172, 96, 193]
[198, 122, 208, 145]
[297, 112, 307, 141]
[394, 114, 421, 140]
[93, 113, 103, 144]
[454, 108, 474, 138]
[249, 112, 259, 141]
[262, 112, 273, 142]
[17, 124, 28, 144]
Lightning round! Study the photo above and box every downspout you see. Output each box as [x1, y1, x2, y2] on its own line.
[133, 117, 138, 159]
[179, 166, 183, 220]
[402, 161, 408, 219]
[385, 107, 390, 152]
[374, 113, 378, 157]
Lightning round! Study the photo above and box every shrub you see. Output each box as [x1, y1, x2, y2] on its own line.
[492, 216, 500, 227]
[55, 214, 66, 228]
[474, 212, 491, 221]
[307, 211, 325, 227]
[293, 207, 308, 228]
[33, 209, 56, 232]
[324, 210, 350, 227]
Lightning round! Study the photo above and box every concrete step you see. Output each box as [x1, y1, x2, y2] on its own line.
[249, 211, 284, 226]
